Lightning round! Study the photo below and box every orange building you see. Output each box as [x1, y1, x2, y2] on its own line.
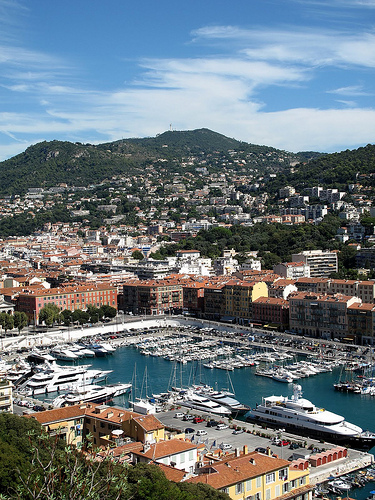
[16, 284, 117, 323]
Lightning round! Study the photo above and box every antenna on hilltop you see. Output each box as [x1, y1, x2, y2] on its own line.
[170, 123, 173, 131]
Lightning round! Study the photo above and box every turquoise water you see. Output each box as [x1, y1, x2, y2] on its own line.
[57, 344, 375, 499]
[64, 345, 375, 445]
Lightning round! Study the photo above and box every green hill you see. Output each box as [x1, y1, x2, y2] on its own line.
[0, 128, 308, 196]
[290, 144, 375, 190]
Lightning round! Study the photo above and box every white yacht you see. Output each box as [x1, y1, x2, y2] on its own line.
[52, 382, 131, 407]
[19, 361, 113, 396]
[198, 388, 250, 416]
[180, 389, 232, 416]
[50, 347, 79, 361]
[246, 384, 375, 450]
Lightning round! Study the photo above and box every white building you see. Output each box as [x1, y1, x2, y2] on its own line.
[291, 250, 338, 278]
[273, 261, 310, 279]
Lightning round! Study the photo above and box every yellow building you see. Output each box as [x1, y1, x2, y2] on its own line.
[26, 403, 167, 450]
[25, 405, 86, 447]
[224, 280, 268, 321]
[186, 449, 312, 500]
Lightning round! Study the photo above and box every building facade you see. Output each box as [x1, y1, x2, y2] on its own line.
[289, 292, 361, 339]
[16, 284, 117, 322]
[291, 250, 338, 278]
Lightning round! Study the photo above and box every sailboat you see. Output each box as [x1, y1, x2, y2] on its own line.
[129, 365, 159, 415]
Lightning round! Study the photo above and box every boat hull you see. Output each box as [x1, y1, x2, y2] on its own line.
[245, 413, 375, 450]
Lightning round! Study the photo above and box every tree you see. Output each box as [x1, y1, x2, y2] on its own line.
[132, 250, 144, 261]
[0, 313, 14, 334]
[72, 309, 90, 325]
[38, 304, 60, 326]
[99, 305, 117, 319]
[13, 312, 28, 333]
[60, 309, 73, 326]
[86, 305, 102, 323]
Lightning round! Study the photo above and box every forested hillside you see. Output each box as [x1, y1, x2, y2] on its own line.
[0, 129, 310, 196]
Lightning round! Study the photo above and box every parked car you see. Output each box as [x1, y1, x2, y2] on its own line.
[255, 447, 268, 454]
[206, 420, 219, 427]
[220, 443, 232, 450]
[232, 428, 244, 434]
[216, 423, 229, 430]
[185, 428, 195, 434]
[277, 440, 290, 447]
[196, 429, 207, 436]
[174, 412, 184, 418]
[183, 414, 194, 421]
[193, 416, 204, 424]
[33, 405, 45, 412]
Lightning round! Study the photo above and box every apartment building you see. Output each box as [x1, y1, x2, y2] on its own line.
[347, 302, 375, 345]
[26, 403, 166, 449]
[203, 283, 226, 320]
[223, 280, 268, 323]
[291, 250, 338, 278]
[182, 282, 205, 316]
[122, 279, 183, 315]
[273, 261, 310, 279]
[295, 278, 375, 303]
[252, 296, 289, 330]
[289, 292, 361, 339]
[186, 449, 312, 500]
[16, 284, 117, 322]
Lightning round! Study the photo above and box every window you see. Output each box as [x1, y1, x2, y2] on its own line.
[275, 485, 280, 497]
[235, 482, 243, 494]
[256, 477, 262, 488]
[246, 479, 252, 491]
[189, 451, 194, 461]
[279, 468, 288, 480]
[266, 473, 275, 484]
[266, 488, 271, 500]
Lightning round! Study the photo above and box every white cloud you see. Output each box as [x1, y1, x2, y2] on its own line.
[327, 85, 373, 96]
[0, 3, 374, 159]
[194, 26, 375, 68]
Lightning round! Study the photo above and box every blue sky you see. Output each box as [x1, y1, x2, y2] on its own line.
[1, 0, 375, 160]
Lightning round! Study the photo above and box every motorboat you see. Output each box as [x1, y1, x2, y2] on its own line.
[199, 389, 250, 416]
[179, 389, 232, 416]
[246, 384, 375, 450]
[50, 347, 79, 361]
[27, 348, 57, 365]
[18, 361, 113, 396]
[52, 382, 131, 407]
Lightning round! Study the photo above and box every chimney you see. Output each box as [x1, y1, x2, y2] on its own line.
[235, 448, 240, 457]
[243, 445, 248, 455]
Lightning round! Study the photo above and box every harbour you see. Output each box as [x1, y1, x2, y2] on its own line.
[5, 319, 375, 498]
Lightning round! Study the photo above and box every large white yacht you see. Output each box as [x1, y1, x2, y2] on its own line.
[195, 386, 250, 416]
[52, 382, 131, 407]
[180, 389, 232, 416]
[246, 384, 375, 450]
[19, 361, 113, 396]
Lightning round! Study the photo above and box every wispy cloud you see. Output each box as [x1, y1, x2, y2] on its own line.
[193, 26, 375, 68]
[327, 85, 373, 96]
[0, 1, 374, 159]
[291, 0, 375, 7]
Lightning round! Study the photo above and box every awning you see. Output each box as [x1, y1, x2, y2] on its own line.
[220, 316, 236, 322]
[111, 429, 124, 436]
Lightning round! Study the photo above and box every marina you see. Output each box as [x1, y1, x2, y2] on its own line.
[4, 320, 375, 498]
